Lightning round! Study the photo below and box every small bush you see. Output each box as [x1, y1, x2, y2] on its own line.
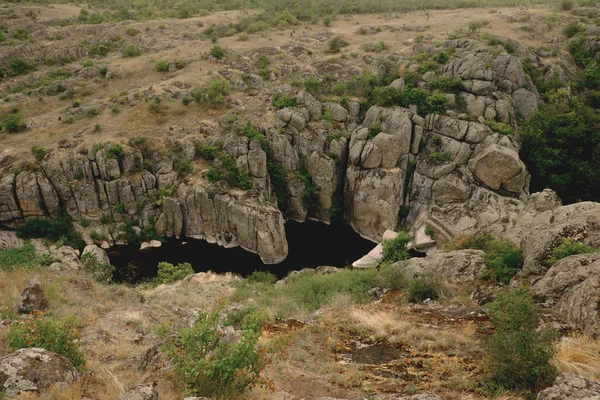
[380, 231, 412, 265]
[155, 59, 169, 72]
[16, 215, 85, 250]
[272, 94, 297, 109]
[487, 120, 513, 135]
[155, 261, 194, 284]
[563, 21, 584, 38]
[160, 309, 274, 398]
[328, 36, 348, 54]
[304, 77, 320, 94]
[486, 287, 557, 395]
[107, 144, 125, 161]
[196, 144, 219, 160]
[202, 79, 231, 104]
[123, 45, 141, 58]
[31, 145, 47, 160]
[81, 252, 114, 283]
[9, 58, 34, 76]
[210, 45, 226, 60]
[247, 270, 278, 284]
[428, 152, 451, 163]
[427, 76, 462, 92]
[8, 314, 85, 370]
[433, 51, 449, 64]
[2, 111, 26, 133]
[406, 277, 441, 302]
[546, 238, 597, 266]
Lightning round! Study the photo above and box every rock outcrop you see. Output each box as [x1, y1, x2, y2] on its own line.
[17, 276, 49, 314]
[0, 348, 79, 398]
[532, 253, 600, 336]
[117, 384, 159, 400]
[391, 249, 487, 281]
[537, 373, 600, 400]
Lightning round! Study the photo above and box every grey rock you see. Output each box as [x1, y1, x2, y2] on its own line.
[18, 276, 49, 314]
[392, 250, 487, 281]
[0, 348, 79, 398]
[117, 384, 158, 400]
[512, 88, 538, 118]
[537, 373, 600, 400]
[82, 245, 110, 265]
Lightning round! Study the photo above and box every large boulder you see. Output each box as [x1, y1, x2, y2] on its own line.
[0, 348, 79, 398]
[467, 140, 526, 193]
[391, 250, 487, 281]
[532, 253, 600, 336]
[82, 245, 110, 265]
[537, 373, 600, 400]
[17, 276, 49, 314]
[117, 384, 159, 400]
[512, 88, 538, 119]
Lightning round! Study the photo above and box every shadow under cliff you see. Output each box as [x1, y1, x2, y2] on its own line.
[108, 220, 376, 283]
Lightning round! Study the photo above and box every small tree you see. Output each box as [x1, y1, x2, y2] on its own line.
[2, 111, 26, 133]
[155, 261, 194, 284]
[380, 231, 412, 265]
[486, 287, 557, 396]
[210, 45, 226, 60]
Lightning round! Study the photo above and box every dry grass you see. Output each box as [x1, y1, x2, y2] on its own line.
[552, 335, 600, 381]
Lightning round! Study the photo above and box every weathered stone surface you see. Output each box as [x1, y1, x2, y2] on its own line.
[0, 348, 79, 398]
[392, 250, 487, 281]
[537, 373, 600, 400]
[82, 245, 110, 265]
[432, 172, 473, 204]
[117, 384, 158, 400]
[532, 253, 600, 336]
[18, 276, 49, 314]
[512, 87, 538, 118]
[468, 141, 524, 192]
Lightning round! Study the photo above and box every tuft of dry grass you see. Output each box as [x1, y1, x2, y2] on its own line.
[552, 335, 600, 381]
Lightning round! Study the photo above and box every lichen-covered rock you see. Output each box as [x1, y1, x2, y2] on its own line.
[532, 253, 600, 336]
[117, 384, 158, 400]
[82, 245, 110, 265]
[18, 276, 49, 314]
[537, 373, 600, 400]
[0, 348, 79, 398]
[391, 250, 487, 281]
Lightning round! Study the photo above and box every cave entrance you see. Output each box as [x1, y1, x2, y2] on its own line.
[108, 220, 376, 284]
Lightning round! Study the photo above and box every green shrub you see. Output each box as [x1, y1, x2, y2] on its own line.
[0, 244, 51, 270]
[486, 287, 557, 395]
[0, 31, 6, 42]
[210, 45, 226, 60]
[272, 94, 297, 109]
[155, 59, 169, 72]
[16, 215, 85, 250]
[8, 314, 85, 370]
[247, 270, 278, 284]
[81, 252, 115, 283]
[123, 45, 141, 57]
[296, 159, 320, 214]
[486, 120, 513, 135]
[160, 309, 273, 398]
[125, 27, 139, 36]
[546, 238, 597, 266]
[304, 77, 320, 94]
[174, 157, 194, 177]
[155, 261, 194, 284]
[563, 21, 584, 38]
[367, 124, 382, 139]
[328, 36, 348, 53]
[568, 35, 591, 68]
[107, 144, 125, 161]
[422, 93, 450, 115]
[520, 95, 600, 203]
[31, 145, 47, 160]
[9, 58, 34, 76]
[427, 76, 462, 92]
[428, 152, 451, 163]
[2, 111, 26, 133]
[267, 159, 289, 214]
[433, 51, 448, 64]
[206, 79, 231, 104]
[332, 82, 347, 96]
[375, 41, 388, 52]
[406, 277, 441, 302]
[418, 60, 438, 74]
[196, 144, 219, 160]
[380, 231, 412, 265]
[238, 123, 266, 148]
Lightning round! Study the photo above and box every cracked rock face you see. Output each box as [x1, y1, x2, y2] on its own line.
[17, 276, 49, 314]
[537, 373, 600, 400]
[0, 348, 79, 398]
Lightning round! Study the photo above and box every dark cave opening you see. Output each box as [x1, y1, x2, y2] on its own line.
[108, 220, 377, 283]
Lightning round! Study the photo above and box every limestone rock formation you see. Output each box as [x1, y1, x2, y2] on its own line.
[117, 384, 159, 400]
[0, 348, 79, 398]
[532, 253, 600, 336]
[82, 245, 110, 265]
[391, 250, 487, 281]
[537, 373, 600, 400]
[17, 276, 49, 314]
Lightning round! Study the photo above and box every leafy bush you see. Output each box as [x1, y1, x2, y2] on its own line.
[0, 244, 51, 270]
[2, 111, 26, 133]
[304, 77, 320, 94]
[247, 270, 278, 284]
[427, 76, 462, 92]
[422, 92, 450, 115]
[31, 145, 47, 160]
[546, 238, 597, 266]
[520, 95, 600, 203]
[8, 314, 85, 370]
[155, 59, 169, 72]
[205, 79, 232, 104]
[272, 94, 297, 109]
[160, 309, 273, 398]
[406, 277, 441, 302]
[428, 152, 451, 163]
[81, 252, 115, 283]
[196, 144, 219, 160]
[563, 21, 584, 38]
[9, 58, 34, 76]
[433, 51, 448, 64]
[122, 45, 141, 57]
[486, 287, 557, 395]
[444, 234, 523, 284]
[486, 119, 513, 135]
[328, 36, 348, 53]
[380, 231, 412, 265]
[210, 45, 226, 60]
[155, 261, 194, 284]
[16, 215, 85, 250]
[107, 144, 125, 161]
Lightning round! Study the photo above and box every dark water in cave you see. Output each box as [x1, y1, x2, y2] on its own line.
[108, 220, 377, 283]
